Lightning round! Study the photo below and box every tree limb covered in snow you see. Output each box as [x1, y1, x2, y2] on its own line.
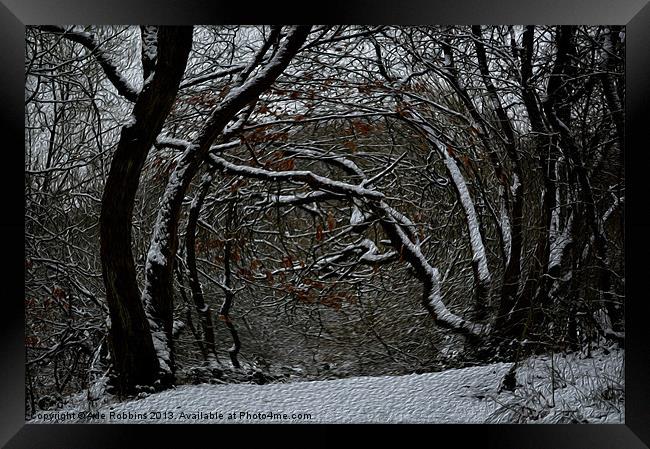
[38, 25, 140, 102]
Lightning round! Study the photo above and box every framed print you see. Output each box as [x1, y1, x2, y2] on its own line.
[3, 0, 650, 447]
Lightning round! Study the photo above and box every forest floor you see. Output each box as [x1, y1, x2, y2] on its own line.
[29, 346, 624, 424]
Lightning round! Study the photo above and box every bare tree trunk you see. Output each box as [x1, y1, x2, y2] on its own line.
[376, 201, 488, 337]
[401, 114, 493, 318]
[518, 26, 573, 343]
[176, 265, 209, 362]
[220, 201, 241, 368]
[141, 26, 312, 375]
[543, 26, 622, 340]
[99, 26, 192, 393]
[440, 35, 512, 270]
[185, 170, 219, 362]
[600, 26, 625, 153]
[471, 26, 525, 337]
[440, 148, 492, 318]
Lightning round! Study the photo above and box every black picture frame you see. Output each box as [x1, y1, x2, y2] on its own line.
[4, 1, 649, 447]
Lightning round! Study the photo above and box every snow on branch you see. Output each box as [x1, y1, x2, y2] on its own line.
[180, 65, 246, 90]
[361, 152, 407, 188]
[283, 147, 366, 179]
[39, 26, 140, 102]
[250, 190, 343, 209]
[314, 239, 397, 269]
[264, 238, 396, 278]
[407, 115, 492, 288]
[192, 26, 312, 158]
[155, 136, 241, 154]
[377, 202, 489, 337]
[207, 154, 384, 200]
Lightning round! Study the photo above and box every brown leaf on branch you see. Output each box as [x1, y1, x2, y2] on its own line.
[327, 211, 336, 231]
[237, 267, 253, 280]
[461, 155, 472, 170]
[352, 120, 372, 136]
[343, 141, 357, 152]
[52, 286, 66, 300]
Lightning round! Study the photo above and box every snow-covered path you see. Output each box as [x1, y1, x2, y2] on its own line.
[31, 348, 623, 424]
[112, 362, 512, 423]
[39, 362, 513, 424]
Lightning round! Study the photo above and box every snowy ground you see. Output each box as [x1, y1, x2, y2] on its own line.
[29, 347, 623, 424]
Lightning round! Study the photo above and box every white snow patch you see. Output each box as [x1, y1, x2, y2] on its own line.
[350, 203, 366, 227]
[487, 348, 624, 424]
[29, 348, 623, 424]
[498, 187, 512, 266]
[510, 173, 521, 196]
[146, 243, 167, 267]
[123, 114, 136, 128]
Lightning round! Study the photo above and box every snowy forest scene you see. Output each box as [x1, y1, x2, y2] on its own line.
[25, 25, 625, 424]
